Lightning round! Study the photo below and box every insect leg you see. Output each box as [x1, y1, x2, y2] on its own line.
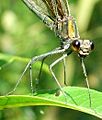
[63, 57, 68, 86]
[49, 54, 68, 102]
[35, 56, 47, 91]
[80, 57, 92, 108]
[6, 48, 65, 95]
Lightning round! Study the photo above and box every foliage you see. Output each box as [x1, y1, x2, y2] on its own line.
[0, 87, 102, 119]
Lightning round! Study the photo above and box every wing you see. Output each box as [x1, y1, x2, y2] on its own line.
[38, 0, 70, 19]
[22, 0, 80, 39]
[23, 0, 54, 30]
[22, 0, 70, 28]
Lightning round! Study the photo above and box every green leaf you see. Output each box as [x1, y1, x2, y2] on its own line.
[0, 87, 102, 119]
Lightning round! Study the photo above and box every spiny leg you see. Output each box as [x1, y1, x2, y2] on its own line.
[28, 48, 66, 94]
[49, 54, 68, 103]
[35, 57, 47, 91]
[29, 63, 34, 94]
[6, 61, 31, 95]
[62, 57, 68, 86]
[63, 51, 72, 86]
[6, 48, 65, 95]
[80, 58, 92, 108]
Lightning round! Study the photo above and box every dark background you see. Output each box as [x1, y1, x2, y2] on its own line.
[0, 0, 102, 120]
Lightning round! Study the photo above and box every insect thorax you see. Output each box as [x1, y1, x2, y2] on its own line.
[55, 16, 80, 50]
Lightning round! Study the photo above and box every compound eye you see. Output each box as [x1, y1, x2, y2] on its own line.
[72, 40, 80, 52]
[90, 42, 94, 50]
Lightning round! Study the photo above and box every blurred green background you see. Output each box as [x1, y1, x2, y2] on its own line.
[0, 0, 102, 120]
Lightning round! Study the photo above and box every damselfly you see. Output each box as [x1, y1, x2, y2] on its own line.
[8, 0, 94, 107]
